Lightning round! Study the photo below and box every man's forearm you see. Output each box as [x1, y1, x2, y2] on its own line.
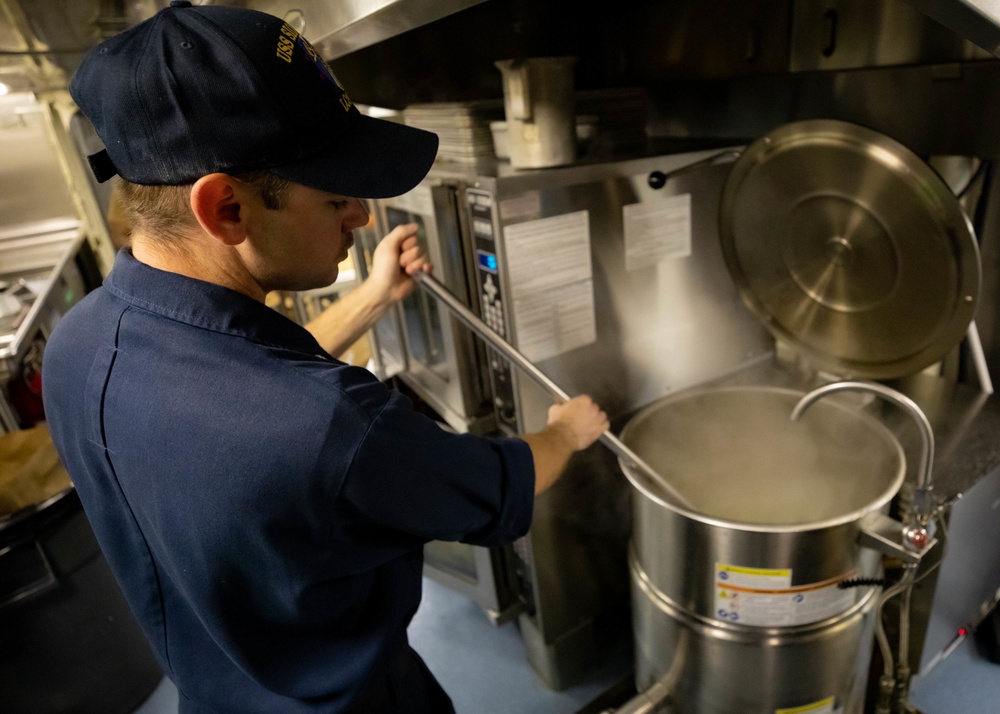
[304, 281, 389, 359]
[520, 424, 575, 496]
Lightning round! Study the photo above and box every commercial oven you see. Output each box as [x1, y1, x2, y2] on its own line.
[355, 184, 496, 435]
[361, 149, 774, 688]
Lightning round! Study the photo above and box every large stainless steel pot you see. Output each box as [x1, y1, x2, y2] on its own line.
[494, 57, 578, 168]
[631, 560, 878, 714]
[619, 385, 906, 713]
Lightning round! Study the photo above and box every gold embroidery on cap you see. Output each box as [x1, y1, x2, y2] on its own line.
[275, 23, 353, 112]
[300, 38, 319, 63]
[276, 22, 299, 62]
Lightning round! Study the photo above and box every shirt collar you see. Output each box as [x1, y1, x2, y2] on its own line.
[103, 248, 330, 357]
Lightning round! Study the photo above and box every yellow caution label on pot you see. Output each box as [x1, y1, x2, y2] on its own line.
[716, 564, 791, 587]
[776, 695, 837, 713]
[714, 562, 857, 627]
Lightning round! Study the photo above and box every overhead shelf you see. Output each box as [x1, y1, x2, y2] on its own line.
[245, 0, 489, 59]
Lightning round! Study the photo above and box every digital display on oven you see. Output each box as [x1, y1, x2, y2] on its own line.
[477, 251, 498, 273]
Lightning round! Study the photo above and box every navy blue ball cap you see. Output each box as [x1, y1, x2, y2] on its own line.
[69, 1, 438, 199]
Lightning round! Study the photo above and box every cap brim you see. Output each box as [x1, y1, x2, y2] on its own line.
[271, 113, 438, 199]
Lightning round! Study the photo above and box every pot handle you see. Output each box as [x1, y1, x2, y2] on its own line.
[507, 61, 532, 121]
[858, 513, 935, 564]
[647, 149, 744, 190]
[494, 60, 533, 121]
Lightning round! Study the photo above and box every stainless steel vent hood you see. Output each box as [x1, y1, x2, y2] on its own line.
[244, 0, 1000, 65]
[242, 0, 489, 59]
[906, 0, 1000, 55]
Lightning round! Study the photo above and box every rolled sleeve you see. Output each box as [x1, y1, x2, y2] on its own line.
[338, 390, 535, 546]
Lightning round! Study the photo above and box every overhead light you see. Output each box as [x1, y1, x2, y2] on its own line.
[0, 83, 9, 97]
[363, 105, 399, 118]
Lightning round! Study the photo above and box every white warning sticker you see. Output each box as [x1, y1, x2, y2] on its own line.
[503, 211, 596, 362]
[623, 193, 691, 271]
[714, 563, 857, 627]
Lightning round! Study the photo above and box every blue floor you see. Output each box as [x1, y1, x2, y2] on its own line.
[133, 577, 1000, 714]
[408, 578, 632, 714]
[133, 677, 177, 714]
[910, 633, 1000, 714]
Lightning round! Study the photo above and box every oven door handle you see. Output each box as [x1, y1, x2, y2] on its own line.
[414, 271, 695, 510]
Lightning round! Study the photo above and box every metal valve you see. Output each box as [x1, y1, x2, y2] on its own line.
[903, 526, 929, 551]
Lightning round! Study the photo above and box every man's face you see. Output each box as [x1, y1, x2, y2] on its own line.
[242, 182, 370, 292]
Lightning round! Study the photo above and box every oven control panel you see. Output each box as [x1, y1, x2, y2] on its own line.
[465, 189, 517, 433]
[466, 188, 538, 614]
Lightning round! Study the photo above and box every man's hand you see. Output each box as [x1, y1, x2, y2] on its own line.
[366, 223, 432, 307]
[521, 395, 610, 495]
[304, 223, 430, 358]
[545, 396, 609, 451]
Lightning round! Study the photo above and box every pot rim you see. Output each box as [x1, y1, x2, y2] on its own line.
[618, 385, 907, 533]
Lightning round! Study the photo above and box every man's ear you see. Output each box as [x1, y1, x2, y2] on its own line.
[190, 174, 247, 247]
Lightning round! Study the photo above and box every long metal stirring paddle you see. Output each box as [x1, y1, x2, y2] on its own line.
[413, 271, 694, 510]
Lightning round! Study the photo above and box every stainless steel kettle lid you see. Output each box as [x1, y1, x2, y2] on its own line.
[719, 119, 981, 379]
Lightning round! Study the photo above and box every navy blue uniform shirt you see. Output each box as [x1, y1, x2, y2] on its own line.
[42, 249, 535, 713]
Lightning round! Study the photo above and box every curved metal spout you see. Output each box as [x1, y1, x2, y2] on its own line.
[793, 381, 934, 710]
[791, 381, 936, 527]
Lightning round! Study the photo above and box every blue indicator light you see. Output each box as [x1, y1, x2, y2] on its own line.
[477, 251, 498, 272]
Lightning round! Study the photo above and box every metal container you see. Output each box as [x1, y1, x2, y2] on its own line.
[620, 385, 906, 712]
[632, 554, 879, 714]
[494, 57, 577, 168]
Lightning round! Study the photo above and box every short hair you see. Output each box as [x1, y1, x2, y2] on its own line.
[114, 170, 292, 244]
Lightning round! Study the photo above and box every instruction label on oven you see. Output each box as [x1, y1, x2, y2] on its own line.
[503, 210, 596, 362]
[714, 563, 857, 627]
[623, 193, 691, 271]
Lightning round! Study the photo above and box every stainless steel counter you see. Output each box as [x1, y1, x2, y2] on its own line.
[0, 220, 84, 368]
[0, 220, 87, 431]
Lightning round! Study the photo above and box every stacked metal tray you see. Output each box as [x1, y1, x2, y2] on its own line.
[402, 100, 504, 164]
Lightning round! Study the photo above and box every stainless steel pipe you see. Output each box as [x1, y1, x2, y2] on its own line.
[791, 380, 936, 714]
[413, 271, 695, 510]
[791, 380, 936, 530]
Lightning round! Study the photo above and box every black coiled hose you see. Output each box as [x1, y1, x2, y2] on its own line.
[838, 577, 890, 589]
